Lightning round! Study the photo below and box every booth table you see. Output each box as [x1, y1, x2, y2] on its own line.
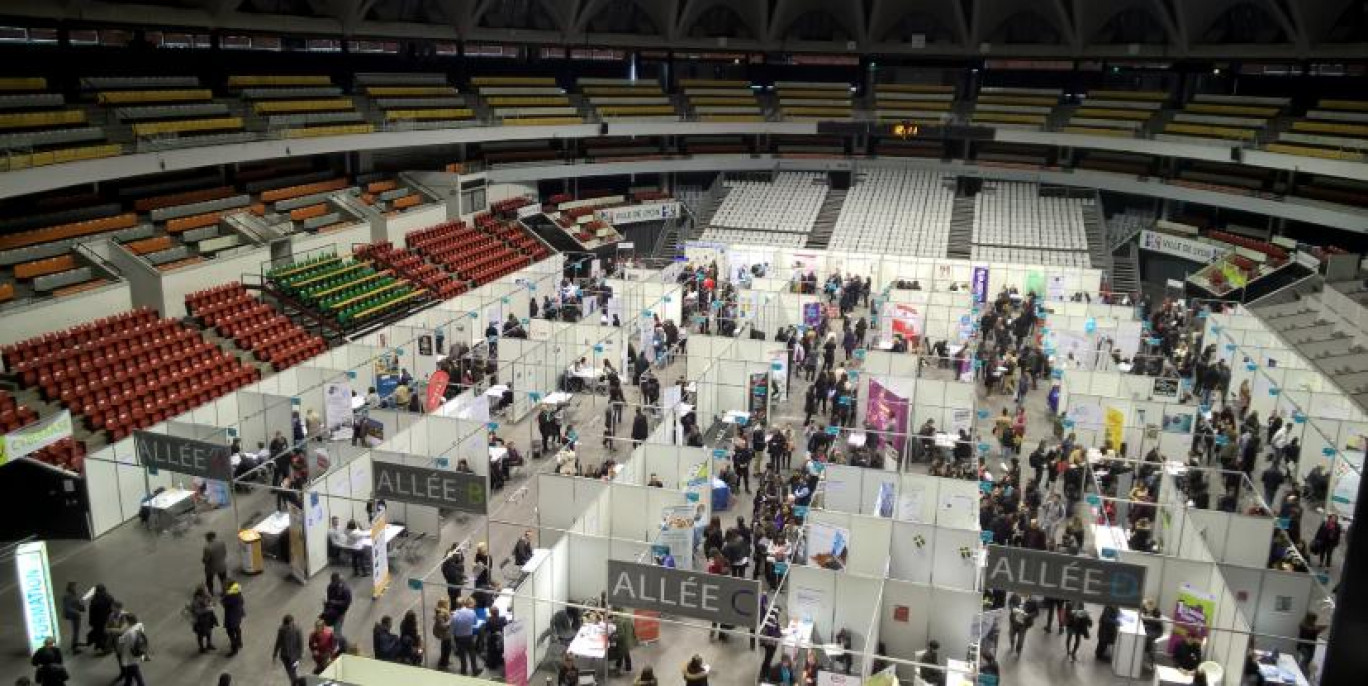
[543, 391, 574, 406]
[1251, 650, 1308, 685]
[486, 385, 509, 399]
[252, 511, 291, 559]
[712, 478, 732, 512]
[1092, 524, 1130, 558]
[489, 446, 508, 464]
[568, 621, 612, 660]
[722, 410, 751, 425]
[945, 658, 974, 686]
[1112, 609, 1147, 678]
[146, 488, 196, 531]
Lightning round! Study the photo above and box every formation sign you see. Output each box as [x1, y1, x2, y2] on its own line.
[607, 560, 760, 627]
[984, 545, 1146, 607]
[371, 460, 488, 514]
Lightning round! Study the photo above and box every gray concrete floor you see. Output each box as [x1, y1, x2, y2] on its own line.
[0, 307, 1342, 686]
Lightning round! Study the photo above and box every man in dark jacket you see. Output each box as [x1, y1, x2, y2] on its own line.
[202, 532, 228, 595]
[324, 573, 352, 634]
[61, 581, 84, 655]
[272, 615, 303, 684]
[221, 581, 246, 656]
[373, 616, 401, 662]
[87, 584, 115, 654]
[441, 545, 466, 608]
[631, 409, 649, 444]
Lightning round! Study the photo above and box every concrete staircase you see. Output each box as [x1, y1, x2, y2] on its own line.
[1082, 196, 1112, 275]
[1111, 242, 1141, 296]
[804, 188, 846, 249]
[947, 196, 975, 259]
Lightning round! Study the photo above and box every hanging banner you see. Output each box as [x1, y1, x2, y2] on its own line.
[802, 302, 823, 329]
[769, 349, 789, 403]
[866, 379, 909, 453]
[287, 504, 307, 584]
[371, 513, 391, 598]
[1168, 584, 1216, 652]
[14, 541, 59, 653]
[502, 618, 529, 686]
[133, 430, 233, 481]
[597, 201, 681, 225]
[323, 382, 354, 441]
[1104, 406, 1125, 451]
[971, 266, 990, 304]
[1139, 230, 1227, 264]
[748, 372, 770, 425]
[424, 370, 450, 412]
[1330, 449, 1363, 518]
[0, 409, 73, 465]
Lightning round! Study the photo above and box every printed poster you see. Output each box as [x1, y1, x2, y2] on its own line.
[866, 378, 910, 452]
[748, 372, 770, 425]
[659, 505, 697, 569]
[371, 513, 391, 598]
[1048, 274, 1067, 302]
[503, 619, 529, 686]
[805, 521, 850, 570]
[896, 483, 928, 522]
[1104, 406, 1125, 451]
[1168, 584, 1216, 653]
[323, 382, 353, 440]
[802, 302, 823, 329]
[971, 266, 990, 304]
[873, 481, 895, 518]
[288, 504, 308, 584]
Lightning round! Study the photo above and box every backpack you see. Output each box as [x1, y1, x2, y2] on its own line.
[131, 631, 149, 658]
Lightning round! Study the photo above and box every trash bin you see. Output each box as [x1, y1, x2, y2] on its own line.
[239, 529, 264, 575]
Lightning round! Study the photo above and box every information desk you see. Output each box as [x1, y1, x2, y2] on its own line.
[145, 488, 195, 531]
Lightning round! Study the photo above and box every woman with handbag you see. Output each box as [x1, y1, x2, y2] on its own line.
[189, 584, 219, 653]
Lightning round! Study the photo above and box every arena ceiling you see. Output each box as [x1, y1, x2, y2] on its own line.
[2, 0, 1365, 58]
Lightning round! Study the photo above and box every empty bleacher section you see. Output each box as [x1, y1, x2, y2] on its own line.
[407, 215, 536, 284]
[1267, 99, 1368, 161]
[472, 76, 580, 126]
[971, 182, 1091, 267]
[1161, 93, 1286, 144]
[0, 76, 121, 171]
[970, 87, 1062, 131]
[185, 282, 327, 371]
[680, 79, 764, 122]
[829, 169, 953, 257]
[582, 136, 667, 162]
[478, 140, 564, 167]
[1, 307, 260, 441]
[357, 72, 474, 129]
[580, 78, 677, 121]
[679, 135, 751, 155]
[1293, 175, 1368, 209]
[267, 251, 427, 330]
[1173, 160, 1277, 195]
[543, 193, 627, 248]
[870, 83, 955, 124]
[1065, 90, 1167, 137]
[0, 202, 130, 301]
[229, 74, 371, 139]
[775, 81, 853, 121]
[85, 75, 249, 151]
[711, 172, 828, 238]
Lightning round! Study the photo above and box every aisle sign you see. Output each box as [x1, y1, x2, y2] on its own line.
[15, 541, 59, 653]
[607, 560, 760, 627]
[372, 460, 488, 514]
[133, 430, 233, 481]
[0, 410, 73, 465]
[984, 545, 1146, 607]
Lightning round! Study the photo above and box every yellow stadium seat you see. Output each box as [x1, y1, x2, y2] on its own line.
[502, 117, 585, 126]
[977, 95, 1058, 106]
[875, 99, 952, 111]
[228, 75, 332, 87]
[253, 99, 355, 114]
[699, 114, 765, 123]
[471, 76, 557, 86]
[1265, 143, 1365, 161]
[779, 90, 853, 99]
[283, 124, 376, 138]
[0, 110, 86, 130]
[688, 97, 759, 106]
[1062, 126, 1134, 138]
[1291, 120, 1368, 137]
[783, 107, 852, 118]
[679, 79, 749, 87]
[1086, 90, 1167, 101]
[0, 77, 47, 91]
[97, 89, 213, 105]
[1163, 123, 1256, 140]
[582, 86, 663, 96]
[598, 106, 677, 116]
[484, 97, 570, 107]
[878, 84, 955, 94]
[384, 109, 475, 121]
[1074, 108, 1152, 121]
[972, 112, 1047, 125]
[131, 117, 244, 137]
[366, 86, 457, 96]
[1184, 103, 1277, 117]
[0, 143, 123, 172]
[1317, 100, 1368, 112]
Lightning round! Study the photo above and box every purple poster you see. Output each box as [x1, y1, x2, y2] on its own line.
[971, 266, 990, 304]
[802, 302, 822, 329]
[866, 379, 910, 452]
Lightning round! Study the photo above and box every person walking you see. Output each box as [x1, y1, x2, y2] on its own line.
[202, 532, 228, 595]
[450, 597, 480, 676]
[87, 584, 115, 655]
[115, 615, 149, 686]
[1065, 605, 1093, 662]
[220, 581, 245, 657]
[272, 615, 304, 683]
[432, 598, 453, 670]
[190, 584, 219, 653]
[610, 608, 636, 674]
[1007, 594, 1038, 656]
[324, 572, 352, 635]
[483, 605, 508, 671]
[682, 654, 710, 686]
[308, 618, 337, 674]
[30, 636, 66, 686]
[1095, 606, 1120, 661]
[60, 582, 84, 655]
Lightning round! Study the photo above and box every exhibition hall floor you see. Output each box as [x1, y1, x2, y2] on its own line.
[0, 331, 1341, 685]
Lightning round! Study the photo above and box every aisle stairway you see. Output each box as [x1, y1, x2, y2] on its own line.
[947, 196, 975, 259]
[1111, 242, 1140, 295]
[1082, 195, 1113, 275]
[805, 188, 846, 249]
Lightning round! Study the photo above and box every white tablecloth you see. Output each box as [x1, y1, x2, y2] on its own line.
[489, 446, 508, 463]
[543, 392, 573, 406]
[1252, 650, 1309, 686]
[486, 385, 510, 398]
[342, 524, 405, 551]
[568, 622, 611, 659]
[569, 366, 600, 381]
